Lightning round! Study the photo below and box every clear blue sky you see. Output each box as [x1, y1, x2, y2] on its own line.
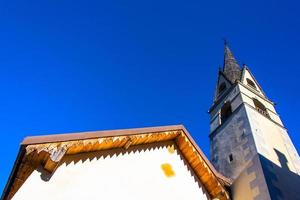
[1, 0, 300, 192]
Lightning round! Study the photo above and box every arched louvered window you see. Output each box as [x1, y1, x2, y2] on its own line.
[221, 102, 232, 124]
[246, 78, 257, 89]
[253, 99, 270, 118]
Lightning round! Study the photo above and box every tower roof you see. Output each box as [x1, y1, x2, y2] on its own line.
[223, 41, 242, 83]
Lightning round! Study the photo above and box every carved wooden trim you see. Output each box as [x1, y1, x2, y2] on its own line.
[5, 129, 230, 200]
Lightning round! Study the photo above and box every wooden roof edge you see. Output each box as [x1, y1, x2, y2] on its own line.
[3, 124, 232, 199]
[22, 124, 185, 145]
[217, 176, 233, 187]
[2, 125, 184, 200]
[1, 146, 25, 200]
[180, 126, 233, 186]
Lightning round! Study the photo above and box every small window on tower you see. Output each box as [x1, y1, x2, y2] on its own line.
[220, 102, 232, 124]
[253, 98, 270, 118]
[228, 154, 233, 162]
[218, 82, 227, 96]
[246, 78, 257, 89]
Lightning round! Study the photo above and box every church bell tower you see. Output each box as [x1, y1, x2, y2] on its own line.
[209, 42, 300, 200]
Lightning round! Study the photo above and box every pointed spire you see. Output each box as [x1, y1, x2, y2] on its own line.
[223, 41, 242, 83]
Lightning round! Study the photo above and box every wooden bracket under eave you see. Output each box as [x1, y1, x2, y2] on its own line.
[123, 136, 133, 149]
[43, 145, 68, 173]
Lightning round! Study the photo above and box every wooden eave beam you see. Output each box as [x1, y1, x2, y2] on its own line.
[4, 128, 230, 200]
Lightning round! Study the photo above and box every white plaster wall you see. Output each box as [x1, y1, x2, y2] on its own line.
[13, 143, 210, 200]
[241, 69, 263, 95]
[239, 84, 275, 112]
[238, 84, 283, 125]
[245, 105, 300, 174]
